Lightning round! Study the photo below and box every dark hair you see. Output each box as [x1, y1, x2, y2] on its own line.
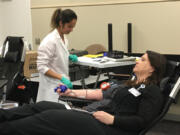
[51, 8, 77, 29]
[146, 50, 167, 85]
[126, 50, 167, 86]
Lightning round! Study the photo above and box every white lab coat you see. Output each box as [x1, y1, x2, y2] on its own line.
[36, 29, 69, 102]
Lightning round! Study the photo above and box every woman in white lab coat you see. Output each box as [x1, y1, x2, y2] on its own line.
[36, 8, 78, 102]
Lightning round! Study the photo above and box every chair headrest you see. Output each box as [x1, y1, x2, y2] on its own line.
[2, 36, 24, 61]
[160, 60, 180, 96]
[4, 51, 19, 63]
[164, 61, 179, 77]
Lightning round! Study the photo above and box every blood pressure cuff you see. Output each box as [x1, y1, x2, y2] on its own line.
[4, 51, 19, 62]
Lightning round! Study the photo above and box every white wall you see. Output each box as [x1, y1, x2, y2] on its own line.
[31, 0, 172, 7]
[0, 0, 32, 49]
[31, 1, 180, 54]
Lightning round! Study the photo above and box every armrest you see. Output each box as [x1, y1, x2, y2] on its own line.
[58, 96, 96, 107]
[0, 79, 8, 89]
[104, 73, 130, 80]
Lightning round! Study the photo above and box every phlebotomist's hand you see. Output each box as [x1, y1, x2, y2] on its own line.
[69, 54, 78, 62]
[60, 76, 73, 89]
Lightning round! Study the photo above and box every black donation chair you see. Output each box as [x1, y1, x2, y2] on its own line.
[0, 36, 31, 106]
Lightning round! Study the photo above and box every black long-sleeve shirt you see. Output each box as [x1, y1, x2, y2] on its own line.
[98, 84, 164, 132]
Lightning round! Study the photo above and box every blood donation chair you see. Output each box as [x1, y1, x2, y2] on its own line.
[59, 60, 180, 135]
[0, 36, 32, 106]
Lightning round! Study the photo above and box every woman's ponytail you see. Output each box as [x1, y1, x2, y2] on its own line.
[51, 8, 62, 29]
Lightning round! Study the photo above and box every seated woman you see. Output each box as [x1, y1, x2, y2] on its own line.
[0, 50, 167, 135]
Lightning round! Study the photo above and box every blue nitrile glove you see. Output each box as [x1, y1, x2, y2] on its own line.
[60, 76, 73, 89]
[69, 54, 78, 62]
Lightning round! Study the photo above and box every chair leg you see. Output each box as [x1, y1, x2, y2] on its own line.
[0, 82, 19, 109]
[1, 85, 7, 104]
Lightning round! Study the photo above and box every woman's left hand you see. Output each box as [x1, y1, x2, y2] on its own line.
[92, 111, 114, 125]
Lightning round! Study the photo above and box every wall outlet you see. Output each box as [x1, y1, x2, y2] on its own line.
[35, 38, 40, 45]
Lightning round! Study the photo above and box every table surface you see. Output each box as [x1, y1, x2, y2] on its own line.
[76, 56, 136, 68]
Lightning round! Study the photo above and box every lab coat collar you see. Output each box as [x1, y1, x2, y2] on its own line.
[53, 29, 69, 55]
[53, 29, 61, 39]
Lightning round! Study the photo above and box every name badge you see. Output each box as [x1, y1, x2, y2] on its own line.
[128, 88, 141, 97]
